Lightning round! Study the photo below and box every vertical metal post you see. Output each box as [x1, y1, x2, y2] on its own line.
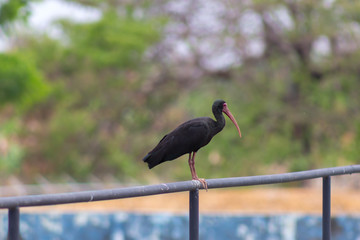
[323, 176, 331, 240]
[189, 189, 199, 240]
[8, 207, 20, 240]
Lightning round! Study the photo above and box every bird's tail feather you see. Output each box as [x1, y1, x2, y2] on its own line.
[143, 153, 162, 169]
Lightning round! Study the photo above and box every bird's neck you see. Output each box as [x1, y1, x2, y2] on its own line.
[213, 110, 225, 134]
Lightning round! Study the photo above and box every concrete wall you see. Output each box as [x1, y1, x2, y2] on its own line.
[1, 212, 360, 239]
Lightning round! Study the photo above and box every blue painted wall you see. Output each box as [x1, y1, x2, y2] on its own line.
[0, 212, 360, 240]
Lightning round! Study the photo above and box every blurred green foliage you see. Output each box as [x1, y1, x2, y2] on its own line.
[11, 8, 162, 180]
[0, 0, 360, 183]
[0, 119, 24, 175]
[0, 52, 49, 176]
[0, 53, 50, 109]
[0, 0, 30, 32]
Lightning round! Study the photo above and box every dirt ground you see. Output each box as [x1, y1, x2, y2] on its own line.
[22, 186, 360, 215]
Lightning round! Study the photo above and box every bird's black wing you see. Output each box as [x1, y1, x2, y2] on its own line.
[170, 118, 212, 152]
[143, 117, 213, 169]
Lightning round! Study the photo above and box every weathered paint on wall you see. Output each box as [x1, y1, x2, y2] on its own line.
[1, 212, 360, 240]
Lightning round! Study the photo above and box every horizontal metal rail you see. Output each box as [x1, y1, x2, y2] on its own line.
[1, 165, 359, 208]
[2, 165, 360, 240]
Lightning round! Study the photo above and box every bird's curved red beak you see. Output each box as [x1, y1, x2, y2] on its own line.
[223, 103, 242, 138]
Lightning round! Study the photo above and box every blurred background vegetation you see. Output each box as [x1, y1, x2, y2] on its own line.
[0, 0, 359, 184]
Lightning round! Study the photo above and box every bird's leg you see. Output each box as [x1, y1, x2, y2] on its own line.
[188, 152, 198, 179]
[188, 152, 208, 191]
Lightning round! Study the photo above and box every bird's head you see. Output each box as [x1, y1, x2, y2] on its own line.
[213, 99, 242, 138]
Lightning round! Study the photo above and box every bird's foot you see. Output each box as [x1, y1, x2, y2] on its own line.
[193, 177, 208, 191]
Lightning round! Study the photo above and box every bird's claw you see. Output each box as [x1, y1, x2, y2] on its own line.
[193, 177, 208, 191]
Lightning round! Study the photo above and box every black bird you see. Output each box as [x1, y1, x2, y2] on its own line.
[143, 99, 242, 190]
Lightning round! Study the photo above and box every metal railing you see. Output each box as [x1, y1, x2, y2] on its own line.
[1, 165, 360, 240]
